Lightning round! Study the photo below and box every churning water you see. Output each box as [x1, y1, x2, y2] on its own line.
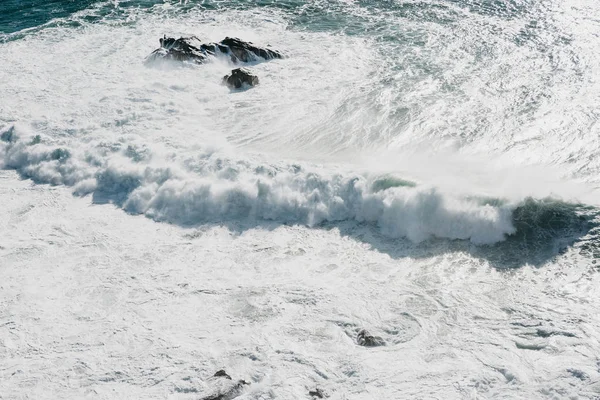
[2, 1, 600, 398]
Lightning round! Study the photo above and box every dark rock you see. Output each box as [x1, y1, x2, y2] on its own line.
[146, 36, 283, 65]
[146, 36, 209, 65]
[220, 37, 283, 63]
[309, 388, 325, 398]
[222, 68, 259, 89]
[356, 329, 385, 347]
[201, 379, 249, 400]
[213, 370, 232, 380]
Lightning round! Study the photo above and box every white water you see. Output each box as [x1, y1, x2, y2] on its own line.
[2, 2, 600, 399]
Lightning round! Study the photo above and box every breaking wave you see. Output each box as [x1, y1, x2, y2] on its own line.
[2, 124, 593, 246]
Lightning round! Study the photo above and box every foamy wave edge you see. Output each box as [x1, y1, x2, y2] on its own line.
[0, 125, 518, 244]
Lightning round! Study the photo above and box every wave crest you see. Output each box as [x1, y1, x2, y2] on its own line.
[5, 125, 579, 246]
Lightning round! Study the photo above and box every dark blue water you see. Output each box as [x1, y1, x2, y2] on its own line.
[1, 0, 537, 35]
[0, 0, 99, 33]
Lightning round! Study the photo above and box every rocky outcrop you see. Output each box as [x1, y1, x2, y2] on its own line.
[200, 370, 249, 400]
[219, 37, 282, 63]
[222, 68, 259, 89]
[356, 329, 385, 347]
[212, 370, 232, 380]
[147, 36, 283, 65]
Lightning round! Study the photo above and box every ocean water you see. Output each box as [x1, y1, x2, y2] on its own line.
[2, 0, 600, 399]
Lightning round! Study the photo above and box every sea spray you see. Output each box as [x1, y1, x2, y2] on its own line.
[1, 124, 518, 244]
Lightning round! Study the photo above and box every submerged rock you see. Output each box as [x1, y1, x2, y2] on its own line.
[201, 380, 249, 400]
[356, 329, 385, 347]
[200, 370, 249, 400]
[146, 36, 283, 65]
[213, 370, 232, 380]
[222, 68, 259, 89]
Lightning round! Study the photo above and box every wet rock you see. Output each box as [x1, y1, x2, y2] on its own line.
[309, 388, 325, 398]
[220, 37, 283, 63]
[200, 371, 250, 400]
[146, 36, 209, 64]
[213, 370, 232, 380]
[201, 380, 249, 400]
[222, 68, 259, 89]
[356, 329, 385, 347]
[146, 36, 282, 65]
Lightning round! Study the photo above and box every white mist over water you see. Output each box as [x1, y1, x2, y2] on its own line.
[2, 1, 600, 399]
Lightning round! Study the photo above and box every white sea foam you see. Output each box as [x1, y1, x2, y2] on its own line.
[1, 124, 517, 244]
[3, 2, 600, 399]
[0, 4, 592, 245]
